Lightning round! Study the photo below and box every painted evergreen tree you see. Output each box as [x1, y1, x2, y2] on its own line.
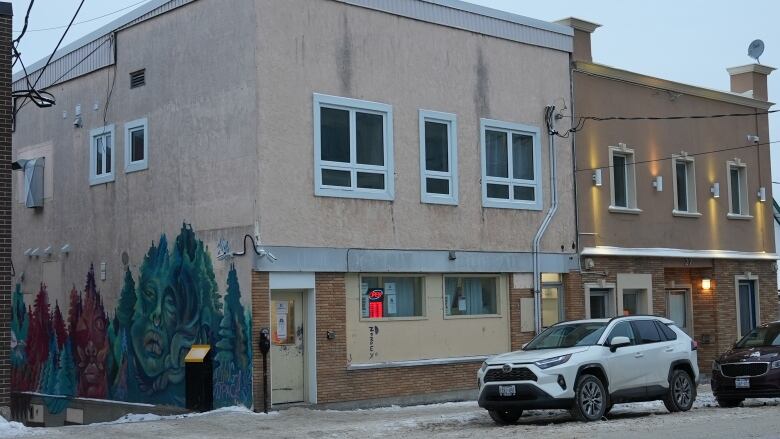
[215, 265, 249, 370]
[57, 337, 77, 398]
[11, 284, 30, 391]
[26, 283, 52, 392]
[67, 286, 81, 339]
[116, 268, 136, 330]
[39, 335, 58, 394]
[52, 302, 68, 350]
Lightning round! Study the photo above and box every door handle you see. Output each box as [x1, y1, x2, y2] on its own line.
[634, 353, 644, 358]
[664, 347, 674, 352]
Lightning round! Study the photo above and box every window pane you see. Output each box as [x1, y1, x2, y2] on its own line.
[131, 129, 145, 162]
[730, 167, 741, 214]
[513, 186, 535, 201]
[105, 134, 112, 173]
[487, 183, 509, 199]
[632, 320, 662, 344]
[608, 322, 636, 345]
[739, 281, 757, 335]
[96, 137, 103, 175]
[613, 154, 627, 207]
[356, 172, 384, 190]
[363, 276, 424, 318]
[623, 292, 638, 315]
[541, 273, 562, 283]
[424, 121, 448, 172]
[445, 277, 497, 316]
[356, 112, 384, 166]
[668, 292, 687, 329]
[512, 134, 534, 180]
[541, 287, 560, 327]
[322, 169, 351, 187]
[590, 294, 606, 318]
[676, 161, 688, 211]
[321, 108, 350, 163]
[426, 178, 449, 195]
[485, 130, 508, 178]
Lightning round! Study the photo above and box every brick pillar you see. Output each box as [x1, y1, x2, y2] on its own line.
[0, 2, 13, 416]
[509, 286, 534, 350]
[250, 271, 270, 412]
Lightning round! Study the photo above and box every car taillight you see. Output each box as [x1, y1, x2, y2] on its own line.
[691, 340, 698, 351]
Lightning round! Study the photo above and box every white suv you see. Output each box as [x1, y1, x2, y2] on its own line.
[477, 316, 699, 424]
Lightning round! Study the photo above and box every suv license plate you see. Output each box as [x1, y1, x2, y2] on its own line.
[735, 378, 750, 389]
[499, 385, 516, 397]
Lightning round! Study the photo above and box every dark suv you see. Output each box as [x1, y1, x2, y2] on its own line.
[711, 321, 780, 407]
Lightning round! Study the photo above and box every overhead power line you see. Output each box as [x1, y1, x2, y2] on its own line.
[575, 140, 780, 173]
[12, 0, 150, 34]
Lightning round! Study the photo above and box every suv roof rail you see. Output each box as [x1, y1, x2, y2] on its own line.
[607, 314, 668, 324]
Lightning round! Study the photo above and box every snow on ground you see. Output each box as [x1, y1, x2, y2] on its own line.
[0, 415, 43, 438]
[8, 386, 780, 439]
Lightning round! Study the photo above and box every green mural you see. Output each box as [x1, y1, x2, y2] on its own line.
[11, 224, 253, 411]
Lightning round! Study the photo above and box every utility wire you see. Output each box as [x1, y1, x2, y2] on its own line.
[575, 140, 780, 173]
[12, 0, 150, 34]
[12, 0, 35, 67]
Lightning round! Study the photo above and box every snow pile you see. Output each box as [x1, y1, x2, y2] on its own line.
[0, 415, 39, 437]
[96, 405, 275, 426]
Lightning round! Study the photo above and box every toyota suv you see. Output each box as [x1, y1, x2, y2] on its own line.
[711, 321, 780, 407]
[477, 316, 699, 424]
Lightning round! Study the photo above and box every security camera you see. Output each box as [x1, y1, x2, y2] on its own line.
[73, 115, 83, 128]
[747, 135, 760, 144]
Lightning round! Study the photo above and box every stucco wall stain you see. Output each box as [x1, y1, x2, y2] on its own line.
[337, 12, 353, 95]
[474, 45, 490, 117]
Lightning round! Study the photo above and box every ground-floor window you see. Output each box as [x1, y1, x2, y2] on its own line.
[444, 276, 498, 316]
[737, 279, 759, 338]
[361, 275, 425, 318]
[585, 285, 616, 319]
[541, 273, 564, 327]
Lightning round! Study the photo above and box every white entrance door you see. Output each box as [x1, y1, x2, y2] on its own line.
[666, 289, 690, 334]
[271, 290, 305, 404]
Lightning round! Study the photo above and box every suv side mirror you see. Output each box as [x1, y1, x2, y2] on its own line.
[609, 336, 631, 353]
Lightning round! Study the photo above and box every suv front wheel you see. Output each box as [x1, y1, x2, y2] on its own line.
[488, 409, 523, 425]
[570, 374, 607, 422]
[663, 369, 695, 412]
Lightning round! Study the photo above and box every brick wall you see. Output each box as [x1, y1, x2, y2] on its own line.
[314, 273, 480, 404]
[0, 3, 13, 411]
[250, 271, 270, 411]
[508, 286, 534, 350]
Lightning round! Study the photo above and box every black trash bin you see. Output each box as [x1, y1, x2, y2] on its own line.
[185, 345, 213, 412]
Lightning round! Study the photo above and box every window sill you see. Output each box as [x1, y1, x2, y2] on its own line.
[89, 175, 115, 186]
[727, 213, 753, 220]
[672, 210, 702, 218]
[358, 316, 427, 323]
[482, 199, 543, 211]
[125, 161, 148, 173]
[608, 206, 642, 215]
[347, 355, 490, 371]
[443, 314, 503, 320]
[421, 195, 458, 206]
[315, 187, 394, 201]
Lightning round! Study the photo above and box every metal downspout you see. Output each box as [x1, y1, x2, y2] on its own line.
[532, 106, 559, 334]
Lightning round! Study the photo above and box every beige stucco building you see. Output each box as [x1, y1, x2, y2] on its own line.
[10, 0, 578, 422]
[560, 18, 778, 371]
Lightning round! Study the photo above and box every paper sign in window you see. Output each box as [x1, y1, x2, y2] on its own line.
[272, 300, 295, 345]
[384, 282, 397, 315]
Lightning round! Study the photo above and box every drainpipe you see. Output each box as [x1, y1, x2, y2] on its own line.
[532, 105, 559, 334]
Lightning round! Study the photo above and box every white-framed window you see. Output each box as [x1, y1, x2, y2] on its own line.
[727, 159, 750, 218]
[124, 118, 148, 173]
[735, 274, 760, 338]
[419, 110, 458, 205]
[313, 94, 394, 201]
[443, 276, 499, 317]
[672, 154, 698, 216]
[89, 125, 115, 185]
[360, 275, 425, 320]
[480, 119, 542, 210]
[609, 143, 638, 212]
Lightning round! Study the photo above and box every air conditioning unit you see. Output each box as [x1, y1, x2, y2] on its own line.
[12, 157, 45, 208]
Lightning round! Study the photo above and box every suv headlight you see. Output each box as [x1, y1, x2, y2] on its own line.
[771, 360, 780, 370]
[712, 360, 721, 373]
[480, 361, 488, 373]
[535, 354, 571, 369]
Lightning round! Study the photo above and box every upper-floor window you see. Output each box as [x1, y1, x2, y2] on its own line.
[89, 125, 115, 185]
[727, 159, 749, 218]
[480, 119, 542, 210]
[419, 110, 458, 205]
[124, 118, 148, 173]
[314, 94, 394, 201]
[609, 143, 638, 211]
[672, 154, 698, 215]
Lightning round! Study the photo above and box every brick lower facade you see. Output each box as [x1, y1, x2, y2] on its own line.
[565, 256, 779, 371]
[0, 6, 12, 411]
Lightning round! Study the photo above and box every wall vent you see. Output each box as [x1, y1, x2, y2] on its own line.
[130, 69, 146, 88]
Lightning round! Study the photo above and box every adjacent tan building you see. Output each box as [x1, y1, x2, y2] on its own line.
[560, 17, 778, 370]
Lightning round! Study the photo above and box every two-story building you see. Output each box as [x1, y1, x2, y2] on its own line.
[560, 18, 778, 370]
[10, 0, 577, 422]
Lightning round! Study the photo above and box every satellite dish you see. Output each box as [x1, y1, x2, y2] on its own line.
[748, 39, 764, 63]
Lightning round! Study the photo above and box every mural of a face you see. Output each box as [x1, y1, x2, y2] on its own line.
[131, 278, 178, 382]
[74, 286, 109, 398]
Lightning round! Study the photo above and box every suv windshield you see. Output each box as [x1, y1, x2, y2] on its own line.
[524, 322, 608, 350]
[735, 325, 780, 348]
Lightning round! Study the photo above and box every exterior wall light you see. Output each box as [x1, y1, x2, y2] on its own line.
[593, 169, 603, 186]
[652, 176, 663, 192]
[758, 186, 766, 202]
[701, 278, 712, 290]
[710, 182, 720, 198]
